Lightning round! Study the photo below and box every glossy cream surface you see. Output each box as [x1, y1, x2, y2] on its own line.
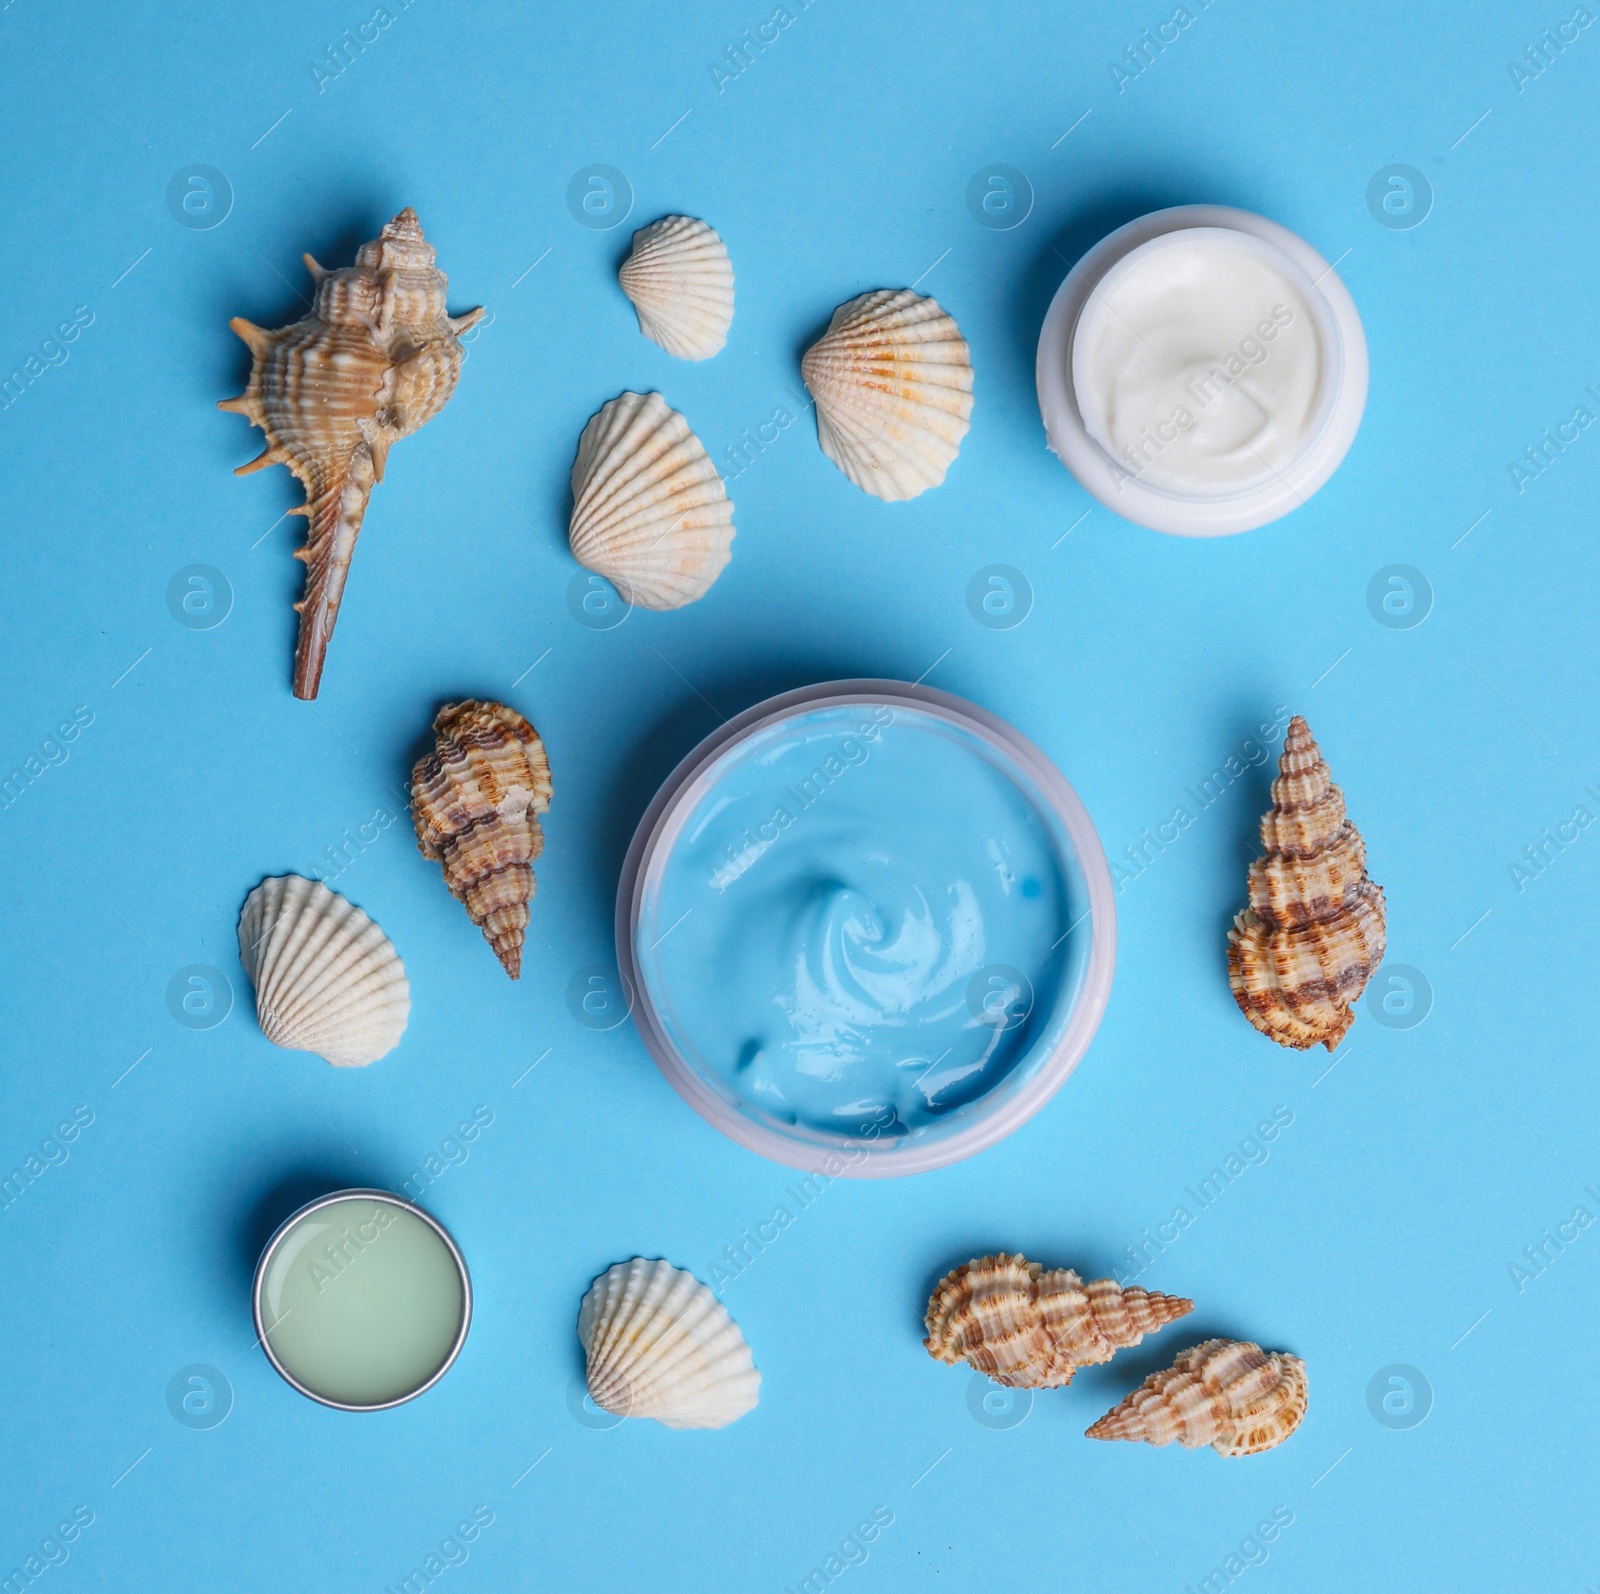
[1072, 229, 1325, 495]
[259, 1196, 466, 1407]
[636, 705, 1086, 1139]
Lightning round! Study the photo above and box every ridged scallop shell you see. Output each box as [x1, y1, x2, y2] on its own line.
[237, 875, 410, 1067]
[619, 216, 734, 361]
[800, 288, 974, 501]
[410, 700, 552, 979]
[568, 391, 735, 608]
[219, 208, 483, 700]
[579, 1259, 760, 1430]
[923, 1253, 1193, 1389]
[1086, 1338, 1308, 1456]
[1227, 716, 1386, 1051]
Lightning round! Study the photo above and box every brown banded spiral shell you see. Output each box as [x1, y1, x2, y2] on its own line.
[411, 700, 552, 979]
[1086, 1338, 1308, 1456]
[1227, 716, 1385, 1051]
[219, 208, 483, 699]
[923, 1253, 1194, 1389]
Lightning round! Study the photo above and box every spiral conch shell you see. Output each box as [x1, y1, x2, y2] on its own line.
[569, 391, 735, 608]
[1087, 1338, 1308, 1456]
[579, 1259, 760, 1430]
[619, 216, 734, 361]
[800, 288, 974, 500]
[237, 875, 410, 1067]
[219, 208, 482, 700]
[923, 1254, 1193, 1389]
[411, 700, 552, 979]
[1227, 716, 1385, 1051]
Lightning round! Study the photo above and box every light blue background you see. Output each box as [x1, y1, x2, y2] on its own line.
[1, 1, 1594, 1589]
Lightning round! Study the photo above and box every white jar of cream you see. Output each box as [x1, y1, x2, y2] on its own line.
[1036, 206, 1367, 536]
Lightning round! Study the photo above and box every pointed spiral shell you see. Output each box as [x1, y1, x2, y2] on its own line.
[410, 700, 552, 979]
[1227, 716, 1385, 1051]
[1087, 1338, 1308, 1456]
[218, 208, 483, 700]
[923, 1253, 1194, 1389]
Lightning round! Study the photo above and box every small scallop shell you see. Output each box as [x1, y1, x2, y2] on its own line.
[800, 288, 974, 501]
[1228, 716, 1386, 1051]
[568, 391, 735, 608]
[237, 875, 410, 1067]
[924, 1254, 1193, 1389]
[579, 1259, 760, 1430]
[411, 700, 552, 979]
[619, 216, 734, 361]
[1086, 1338, 1308, 1456]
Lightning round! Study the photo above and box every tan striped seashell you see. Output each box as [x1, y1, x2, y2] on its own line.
[580, 1259, 759, 1429]
[1087, 1338, 1308, 1456]
[1227, 716, 1385, 1051]
[238, 875, 409, 1067]
[219, 208, 482, 699]
[801, 288, 974, 501]
[411, 700, 552, 979]
[923, 1253, 1193, 1389]
[619, 216, 734, 360]
[568, 391, 734, 608]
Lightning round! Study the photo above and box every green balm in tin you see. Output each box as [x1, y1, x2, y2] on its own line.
[254, 1191, 471, 1410]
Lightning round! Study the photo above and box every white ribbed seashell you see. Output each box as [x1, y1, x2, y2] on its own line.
[619, 216, 734, 361]
[800, 288, 974, 501]
[568, 391, 735, 609]
[578, 1258, 760, 1430]
[237, 875, 410, 1067]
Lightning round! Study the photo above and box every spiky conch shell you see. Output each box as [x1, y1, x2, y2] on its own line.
[1227, 716, 1385, 1052]
[410, 700, 552, 979]
[578, 1259, 760, 1430]
[619, 216, 734, 361]
[1086, 1338, 1308, 1457]
[568, 391, 735, 609]
[800, 288, 974, 501]
[237, 875, 410, 1067]
[923, 1253, 1193, 1389]
[219, 208, 483, 700]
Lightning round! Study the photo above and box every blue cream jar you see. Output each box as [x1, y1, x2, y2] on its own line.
[617, 683, 1116, 1175]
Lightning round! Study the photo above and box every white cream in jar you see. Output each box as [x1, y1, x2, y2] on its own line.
[1071, 229, 1327, 497]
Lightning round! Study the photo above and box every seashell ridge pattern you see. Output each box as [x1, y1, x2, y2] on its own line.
[569, 391, 735, 609]
[800, 288, 974, 501]
[237, 875, 410, 1067]
[579, 1258, 760, 1430]
[219, 208, 483, 700]
[1086, 1338, 1308, 1456]
[619, 216, 734, 361]
[1227, 715, 1385, 1051]
[923, 1253, 1194, 1389]
[411, 700, 552, 979]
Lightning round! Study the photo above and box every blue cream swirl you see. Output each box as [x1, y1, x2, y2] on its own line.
[637, 704, 1086, 1139]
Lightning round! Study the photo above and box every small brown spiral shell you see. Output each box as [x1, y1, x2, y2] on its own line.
[411, 701, 552, 979]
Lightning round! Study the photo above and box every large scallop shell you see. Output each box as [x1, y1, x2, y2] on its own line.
[924, 1253, 1193, 1389]
[1086, 1338, 1308, 1456]
[568, 391, 735, 608]
[237, 875, 410, 1067]
[1227, 716, 1386, 1051]
[219, 208, 483, 700]
[619, 216, 734, 361]
[579, 1259, 760, 1430]
[410, 700, 552, 979]
[800, 288, 974, 501]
